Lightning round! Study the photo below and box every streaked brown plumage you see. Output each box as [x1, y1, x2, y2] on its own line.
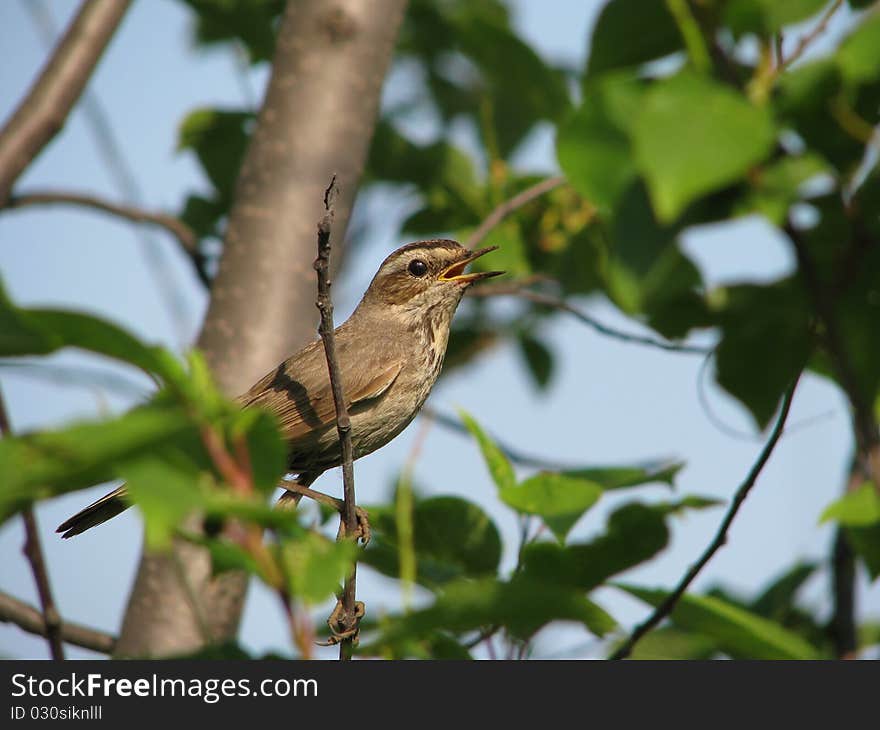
[57, 239, 502, 538]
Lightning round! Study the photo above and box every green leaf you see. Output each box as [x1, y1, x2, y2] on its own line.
[586, 0, 682, 76]
[725, 0, 828, 36]
[739, 153, 830, 225]
[180, 0, 284, 64]
[178, 108, 254, 200]
[231, 407, 287, 495]
[556, 75, 642, 214]
[712, 279, 811, 429]
[518, 333, 554, 390]
[375, 576, 617, 644]
[122, 455, 207, 549]
[634, 71, 775, 222]
[500, 472, 603, 543]
[0, 403, 196, 524]
[620, 586, 821, 659]
[750, 562, 817, 619]
[0, 277, 182, 382]
[602, 183, 711, 338]
[0, 280, 59, 355]
[562, 461, 683, 491]
[775, 59, 864, 174]
[820, 483, 880, 526]
[836, 12, 880, 85]
[625, 627, 718, 660]
[522, 503, 669, 589]
[521, 498, 718, 590]
[457, 16, 570, 155]
[363, 496, 502, 589]
[183, 533, 262, 577]
[281, 532, 357, 605]
[846, 524, 880, 581]
[458, 409, 515, 492]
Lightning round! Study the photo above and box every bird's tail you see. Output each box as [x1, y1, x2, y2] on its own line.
[56, 486, 130, 539]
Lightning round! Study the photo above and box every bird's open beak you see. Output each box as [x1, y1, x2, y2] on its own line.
[438, 246, 504, 284]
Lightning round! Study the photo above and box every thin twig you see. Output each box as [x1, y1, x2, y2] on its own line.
[5, 190, 199, 255]
[665, 0, 710, 73]
[777, 0, 844, 73]
[313, 176, 359, 660]
[0, 0, 132, 203]
[0, 387, 65, 659]
[471, 282, 711, 355]
[610, 379, 799, 660]
[0, 590, 115, 654]
[464, 176, 565, 250]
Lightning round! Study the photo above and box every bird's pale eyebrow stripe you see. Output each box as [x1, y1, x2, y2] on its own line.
[392, 239, 462, 256]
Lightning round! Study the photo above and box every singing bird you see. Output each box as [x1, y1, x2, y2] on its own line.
[57, 239, 502, 539]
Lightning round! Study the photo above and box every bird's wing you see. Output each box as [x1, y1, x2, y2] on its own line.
[237, 338, 404, 442]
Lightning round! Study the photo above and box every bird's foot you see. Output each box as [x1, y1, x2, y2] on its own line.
[276, 482, 371, 546]
[318, 599, 366, 646]
[336, 506, 371, 547]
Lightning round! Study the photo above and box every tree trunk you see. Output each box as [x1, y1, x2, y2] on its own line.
[114, 0, 408, 658]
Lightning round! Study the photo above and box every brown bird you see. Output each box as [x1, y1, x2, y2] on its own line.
[57, 239, 502, 539]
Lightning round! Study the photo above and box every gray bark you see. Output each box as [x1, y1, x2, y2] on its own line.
[114, 0, 408, 657]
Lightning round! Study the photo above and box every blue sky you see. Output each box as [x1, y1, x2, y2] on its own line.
[0, 0, 875, 659]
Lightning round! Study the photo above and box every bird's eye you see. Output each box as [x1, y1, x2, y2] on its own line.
[408, 259, 428, 277]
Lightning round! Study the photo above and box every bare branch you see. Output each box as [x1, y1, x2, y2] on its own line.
[0, 590, 115, 655]
[464, 176, 566, 250]
[0, 0, 132, 204]
[0, 387, 64, 659]
[471, 281, 711, 355]
[313, 177, 359, 660]
[5, 189, 199, 256]
[610, 379, 799, 660]
[777, 0, 844, 73]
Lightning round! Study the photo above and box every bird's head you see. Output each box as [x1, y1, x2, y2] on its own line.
[360, 239, 503, 315]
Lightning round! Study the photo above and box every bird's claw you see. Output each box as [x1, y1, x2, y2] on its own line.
[336, 506, 371, 546]
[317, 599, 365, 646]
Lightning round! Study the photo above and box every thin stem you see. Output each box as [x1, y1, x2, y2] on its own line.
[777, 0, 844, 73]
[610, 380, 799, 660]
[5, 189, 199, 256]
[465, 176, 565, 250]
[0, 388, 65, 660]
[313, 177, 359, 660]
[665, 0, 711, 73]
[0, 590, 114, 654]
[472, 282, 710, 355]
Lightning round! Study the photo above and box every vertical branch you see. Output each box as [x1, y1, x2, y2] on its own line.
[0, 0, 131, 204]
[0, 388, 65, 660]
[312, 177, 358, 660]
[829, 461, 865, 658]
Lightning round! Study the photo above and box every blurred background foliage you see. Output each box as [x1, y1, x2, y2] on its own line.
[2, 0, 880, 659]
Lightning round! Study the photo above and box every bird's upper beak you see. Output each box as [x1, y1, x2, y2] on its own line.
[438, 246, 504, 284]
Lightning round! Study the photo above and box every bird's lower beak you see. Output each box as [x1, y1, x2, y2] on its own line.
[439, 245, 505, 284]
